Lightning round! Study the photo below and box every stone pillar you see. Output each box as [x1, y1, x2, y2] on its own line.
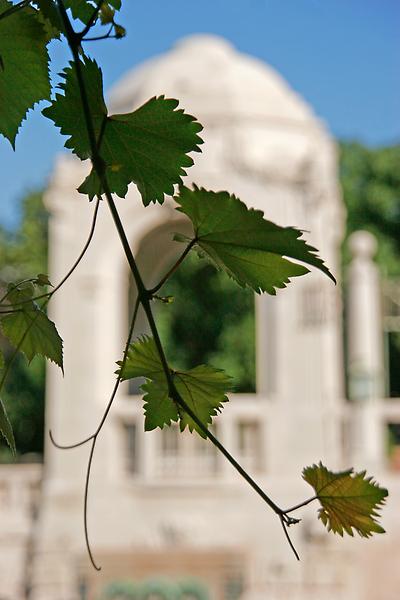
[347, 231, 385, 469]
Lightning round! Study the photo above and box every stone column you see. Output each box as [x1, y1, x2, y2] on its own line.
[347, 231, 385, 469]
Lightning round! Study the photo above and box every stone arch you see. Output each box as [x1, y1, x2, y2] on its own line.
[125, 213, 256, 394]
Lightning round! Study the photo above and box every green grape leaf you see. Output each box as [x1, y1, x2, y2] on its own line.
[174, 365, 231, 437]
[42, 57, 107, 160]
[6, 281, 35, 303]
[303, 462, 388, 538]
[0, 348, 4, 371]
[0, 0, 51, 147]
[117, 336, 231, 436]
[78, 95, 203, 204]
[0, 397, 15, 455]
[117, 335, 164, 381]
[175, 186, 335, 294]
[1, 305, 63, 369]
[141, 379, 179, 431]
[43, 57, 203, 205]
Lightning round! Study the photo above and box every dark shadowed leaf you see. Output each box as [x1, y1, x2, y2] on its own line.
[78, 96, 203, 204]
[43, 57, 203, 205]
[1, 305, 63, 369]
[42, 57, 107, 160]
[33, 0, 65, 38]
[0, 0, 51, 147]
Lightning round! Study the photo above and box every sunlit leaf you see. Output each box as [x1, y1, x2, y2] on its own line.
[303, 462, 388, 538]
[1, 305, 63, 369]
[0, 0, 51, 147]
[175, 186, 335, 294]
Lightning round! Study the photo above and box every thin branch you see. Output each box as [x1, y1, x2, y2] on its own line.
[1, 197, 100, 309]
[79, 297, 140, 569]
[148, 239, 196, 296]
[82, 24, 113, 42]
[49, 197, 101, 297]
[284, 495, 318, 514]
[49, 297, 139, 451]
[49, 429, 94, 450]
[77, 0, 105, 41]
[84, 438, 100, 570]
[0, 0, 29, 22]
[82, 33, 117, 42]
[279, 516, 300, 561]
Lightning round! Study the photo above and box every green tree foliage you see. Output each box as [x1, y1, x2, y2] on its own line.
[157, 252, 256, 393]
[340, 142, 400, 277]
[0, 191, 47, 458]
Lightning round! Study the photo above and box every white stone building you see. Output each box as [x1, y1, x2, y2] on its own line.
[1, 35, 399, 600]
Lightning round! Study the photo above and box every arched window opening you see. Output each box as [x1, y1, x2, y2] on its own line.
[156, 252, 255, 393]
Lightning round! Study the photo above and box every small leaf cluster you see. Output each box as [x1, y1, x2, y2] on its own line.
[118, 336, 232, 437]
[0, 275, 63, 452]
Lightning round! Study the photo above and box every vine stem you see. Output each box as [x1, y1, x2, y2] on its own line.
[50, 296, 140, 569]
[57, 0, 301, 560]
[78, 0, 106, 40]
[0, 198, 100, 309]
[148, 239, 196, 296]
[284, 495, 318, 514]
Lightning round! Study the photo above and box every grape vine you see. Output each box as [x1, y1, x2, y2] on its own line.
[0, 0, 388, 571]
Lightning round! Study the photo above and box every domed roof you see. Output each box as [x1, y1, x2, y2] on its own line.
[109, 34, 315, 125]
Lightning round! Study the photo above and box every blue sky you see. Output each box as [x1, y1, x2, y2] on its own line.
[0, 0, 398, 229]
